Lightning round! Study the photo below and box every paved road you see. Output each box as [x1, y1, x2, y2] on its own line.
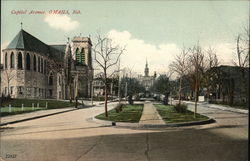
[0, 102, 248, 161]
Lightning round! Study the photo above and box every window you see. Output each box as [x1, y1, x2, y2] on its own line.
[80, 48, 85, 64]
[33, 55, 37, 71]
[10, 86, 14, 95]
[10, 52, 15, 68]
[38, 57, 40, 72]
[18, 86, 23, 95]
[26, 87, 31, 96]
[34, 88, 37, 96]
[58, 75, 61, 86]
[49, 89, 53, 97]
[49, 73, 53, 85]
[5, 53, 8, 69]
[76, 48, 80, 62]
[26, 53, 31, 70]
[75, 48, 85, 64]
[41, 58, 43, 73]
[44, 60, 47, 74]
[18, 52, 23, 69]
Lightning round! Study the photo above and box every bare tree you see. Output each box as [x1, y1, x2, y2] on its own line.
[234, 28, 249, 68]
[188, 43, 206, 118]
[169, 47, 189, 105]
[233, 27, 249, 104]
[3, 70, 15, 96]
[93, 34, 125, 117]
[204, 46, 220, 101]
[206, 46, 219, 68]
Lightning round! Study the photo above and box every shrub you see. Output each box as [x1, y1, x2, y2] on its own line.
[115, 103, 123, 113]
[174, 103, 187, 113]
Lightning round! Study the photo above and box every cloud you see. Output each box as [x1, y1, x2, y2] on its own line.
[107, 30, 181, 75]
[44, 14, 80, 32]
[107, 30, 237, 76]
[212, 43, 235, 65]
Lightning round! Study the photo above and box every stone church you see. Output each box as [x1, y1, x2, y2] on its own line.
[1, 29, 93, 100]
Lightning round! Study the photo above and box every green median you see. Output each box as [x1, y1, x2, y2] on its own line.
[154, 104, 209, 123]
[95, 104, 143, 123]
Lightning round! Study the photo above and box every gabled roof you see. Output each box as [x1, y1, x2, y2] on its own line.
[7, 29, 50, 55]
[6, 29, 66, 62]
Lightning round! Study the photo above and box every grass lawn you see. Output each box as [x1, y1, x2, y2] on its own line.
[95, 104, 143, 123]
[154, 104, 209, 123]
[0, 99, 77, 116]
[0, 107, 44, 116]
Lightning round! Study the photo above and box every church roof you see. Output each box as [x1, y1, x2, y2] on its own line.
[49, 45, 66, 53]
[7, 29, 50, 54]
[6, 29, 65, 62]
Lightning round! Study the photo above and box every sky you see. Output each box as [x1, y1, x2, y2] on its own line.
[1, 0, 249, 76]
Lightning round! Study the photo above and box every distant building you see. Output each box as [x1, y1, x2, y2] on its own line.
[92, 76, 119, 97]
[1, 29, 93, 99]
[206, 65, 249, 104]
[138, 60, 156, 92]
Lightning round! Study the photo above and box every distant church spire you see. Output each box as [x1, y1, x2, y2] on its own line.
[144, 59, 149, 77]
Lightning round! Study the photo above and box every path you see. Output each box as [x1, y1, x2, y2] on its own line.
[139, 102, 165, 125]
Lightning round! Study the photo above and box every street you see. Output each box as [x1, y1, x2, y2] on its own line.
[0, 102, 248, 161]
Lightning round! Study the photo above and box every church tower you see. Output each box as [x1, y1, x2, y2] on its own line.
[144, 59, 149, 77]
[71, 36, 92, 69]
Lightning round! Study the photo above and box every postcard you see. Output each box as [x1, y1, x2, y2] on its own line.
[0, 1, 249, 161]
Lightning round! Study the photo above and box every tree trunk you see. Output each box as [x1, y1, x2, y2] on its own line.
[178, 77, 182, 105]
[104, 84, 108, 117]
[194, 71, 199, 118]
[75, 96, 78, 108]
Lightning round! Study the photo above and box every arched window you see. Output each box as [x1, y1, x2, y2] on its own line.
[18, 52, 23, 69]
[49, 73, 53, 85]
[5, 53, 8, 69]
[75, 48, 80, 63]
[41, 58, 43, 73]
[44, 60, 47, 74]
[80, 48, 85, 64]
[75, 48, 86, 64]
[33, 55, 37, 71]
[38, 57, 40, 72]
[26, 53, 31, 70]
[58, 75, 61, 86]
[10, 52, 15, 68]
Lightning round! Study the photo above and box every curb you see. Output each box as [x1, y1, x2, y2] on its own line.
[0, 108, 79, 126]
[90, 116, 216, 129]
[138, 118, 216, 128]
[182, 101, 248, 114]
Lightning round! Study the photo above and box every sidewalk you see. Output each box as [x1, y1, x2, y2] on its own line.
[180, 101, 248, 114]
[139, 102, 165, 125]
[0, 107, 78, 126]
